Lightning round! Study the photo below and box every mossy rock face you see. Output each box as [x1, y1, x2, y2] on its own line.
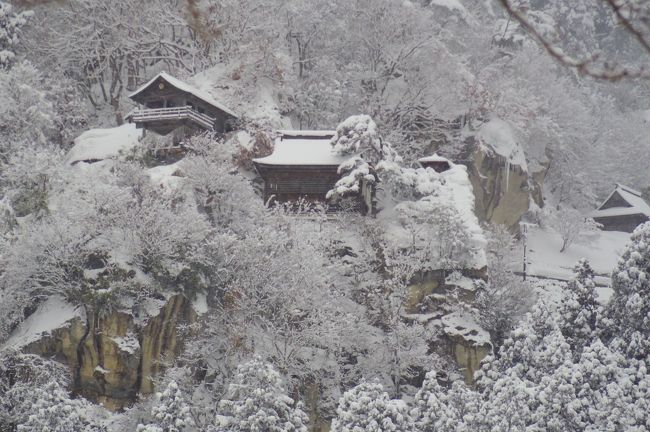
[21, 294, 198, 411]
[448, 335, 492, 385]
[467, 144, 546, 231]
[406, 267, 487, 314]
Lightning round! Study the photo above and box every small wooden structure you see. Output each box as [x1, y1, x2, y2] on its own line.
[253, 130, 371, 212]
[590, 184, 650, 233]
[127, 72, 238, 135]
[419, 153, 451, 172]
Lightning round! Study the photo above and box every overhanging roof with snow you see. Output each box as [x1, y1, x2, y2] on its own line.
[591, 183, 650, 218]
[253, 130, 349, 167]
[129, 72, 238, 119]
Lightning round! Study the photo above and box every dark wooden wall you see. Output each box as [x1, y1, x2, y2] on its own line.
[594, 214, 649, 233]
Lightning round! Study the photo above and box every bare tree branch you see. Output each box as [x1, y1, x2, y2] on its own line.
[497, 0, 650, 81]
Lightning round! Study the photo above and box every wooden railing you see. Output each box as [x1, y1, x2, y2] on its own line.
[130, 106, 215, 130]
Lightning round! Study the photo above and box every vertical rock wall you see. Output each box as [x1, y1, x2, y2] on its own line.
[22, 294, 197, 410]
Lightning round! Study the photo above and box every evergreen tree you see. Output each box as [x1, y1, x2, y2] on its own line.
[410, 371, 446, 431]
[331, 380, 414, 432]
[0, 2, 31, 69]
[137, 381, 194, 432]
[213, 358, 308, 432]
[15, 381, 100, 432]
[601, 222, 650, 360]
[558, 259, 599, 357]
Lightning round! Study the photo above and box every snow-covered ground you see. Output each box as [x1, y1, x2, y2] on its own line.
[526, 227, 631, 303]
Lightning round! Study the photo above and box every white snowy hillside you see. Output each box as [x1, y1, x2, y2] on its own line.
[2, 0, 650, 431]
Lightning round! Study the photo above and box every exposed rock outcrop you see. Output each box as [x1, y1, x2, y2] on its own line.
[21, 294, 198, 410]
[467, 143, 546, 231]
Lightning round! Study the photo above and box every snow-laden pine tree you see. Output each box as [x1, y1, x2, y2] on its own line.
[601, 222, 650, 360]
[410, 371, 444, 431]
[137, 380, 194, 432]
[15, 381, 100, 431]
[434, 381, 481, 432]
[571, 339, 642, 430]
[558, 259, 599, 357]
[331, 380, 414, 432]
[0, 2, 31, 69]
[212, 358, 308, 432]
[327, 115, 399, 201]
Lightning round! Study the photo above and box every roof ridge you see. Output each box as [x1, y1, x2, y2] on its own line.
[616, 183, 642, 197]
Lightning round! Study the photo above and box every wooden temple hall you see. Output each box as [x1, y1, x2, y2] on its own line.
[253, 130, 375, 213]
[127, 72, 238, 135]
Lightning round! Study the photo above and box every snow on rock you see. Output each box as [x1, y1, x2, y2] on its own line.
[445, 271, 478, 292]
[234, 131, 253, 151]
[441, 311, 491, 347]
[112, 332, 140, 355]
[476, 118, 527, 172]
[440, 165, 487, 263]
[192, 292, 208, 315]
[67, 123, 142, 165]
[4, 296, 84, 349]
[380, 162, 487, 269]
[146, 162, 184, 190]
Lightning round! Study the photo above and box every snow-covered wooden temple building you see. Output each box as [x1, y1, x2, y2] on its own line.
[418, 153, 451, 172]
[590, 184, 650, 233]
[127, 72, 238, 135]
[252, 130, 372, 213]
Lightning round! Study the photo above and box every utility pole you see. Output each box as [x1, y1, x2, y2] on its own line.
[522, 223, 527, 281]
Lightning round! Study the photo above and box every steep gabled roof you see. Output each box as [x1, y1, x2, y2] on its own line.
[253, 130, 350, 166]
[591, 183, 650, 218]
[129, 72, 238, 118]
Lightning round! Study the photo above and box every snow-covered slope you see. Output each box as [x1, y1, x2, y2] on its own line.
[4, 296, 83, 349]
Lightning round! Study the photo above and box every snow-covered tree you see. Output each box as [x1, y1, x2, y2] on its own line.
[602, 222, 650, 360]
[0, 2, 31, 69]
[15, 381, 100, 432]
[213, 358, 308, 432]
[137, 381, 194, 432]
[410, 371, 446, 431]
[331, 380, 414, 432]
[558, 259, 599, 357]
[327, 115, 399, 200]
[475, 223, 534, 346]
[551, 207, 601, 253]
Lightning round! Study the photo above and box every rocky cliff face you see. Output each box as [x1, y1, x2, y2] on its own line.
[22, 294, 197, 410]
[465, 141, 546, 231]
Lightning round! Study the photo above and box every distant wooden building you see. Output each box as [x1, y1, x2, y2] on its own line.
[127, 72, 238, 135]
[590, 184, 650, 233]
[252, 130, 372, 212]
[418, 153, 451, 172]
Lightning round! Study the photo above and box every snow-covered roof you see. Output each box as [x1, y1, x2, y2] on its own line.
[591, 183, 650, 218]
[253, 130, 350, 166]
[67, 123, 142, 165]
[129, 72, 238, 118]
[418, 153, 450, 164]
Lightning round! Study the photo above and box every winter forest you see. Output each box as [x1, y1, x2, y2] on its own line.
[1, 0, 650, 430]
